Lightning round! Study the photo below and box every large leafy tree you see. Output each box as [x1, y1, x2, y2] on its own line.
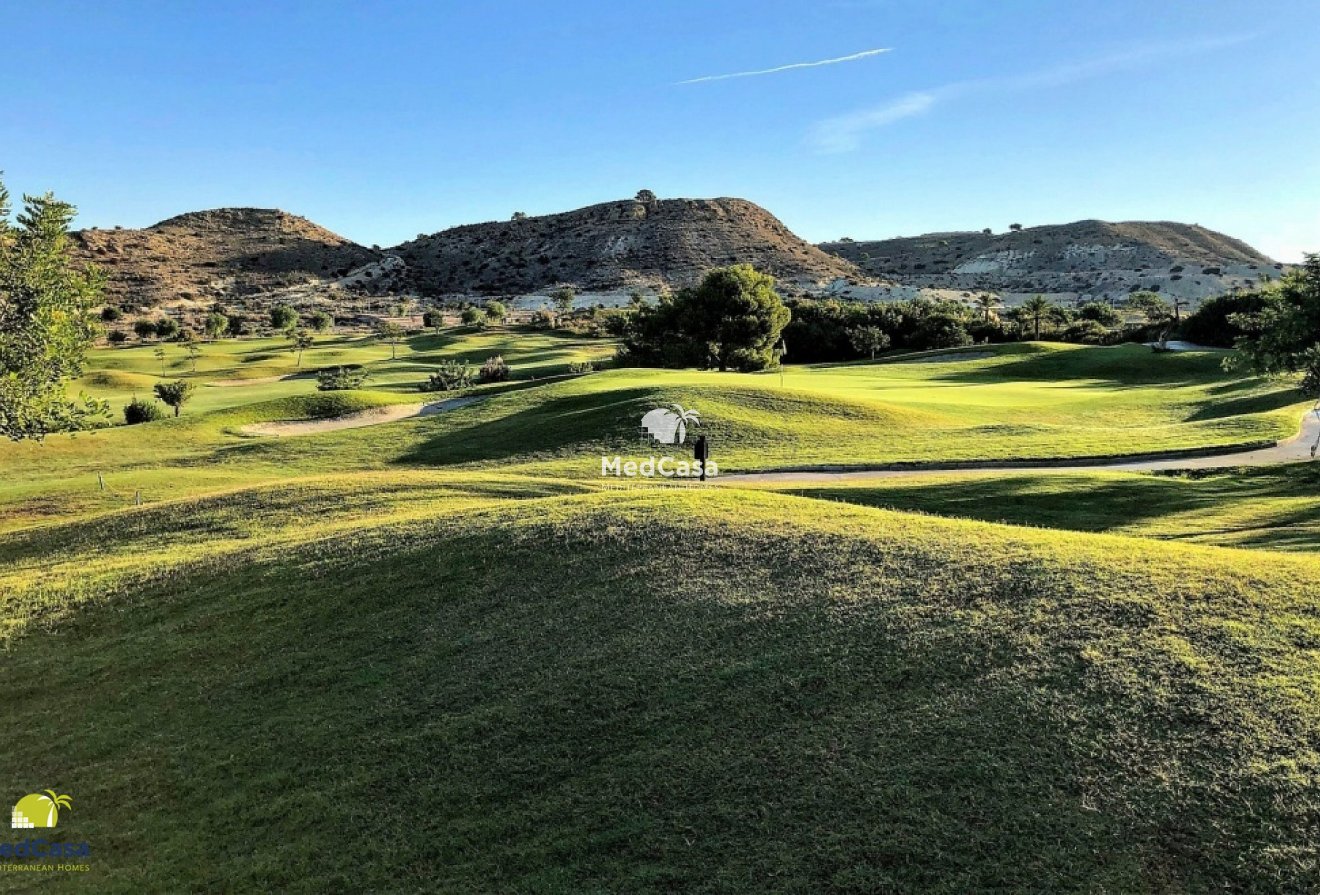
[624, 265, 791, 371]
[1228, 254, 1320, 394]
[0, 179, 107, 440]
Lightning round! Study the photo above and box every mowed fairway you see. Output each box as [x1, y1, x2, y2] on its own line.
[3, 484, 1320, 891]
[0, 338, 1305, 531]
[3, 334, 1320, 892]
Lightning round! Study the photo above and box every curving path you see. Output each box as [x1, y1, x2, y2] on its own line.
[721, 406, 1320, 484]
[239, 396, 480, 437]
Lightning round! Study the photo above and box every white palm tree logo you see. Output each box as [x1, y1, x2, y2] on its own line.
[640, 404, 701, 444]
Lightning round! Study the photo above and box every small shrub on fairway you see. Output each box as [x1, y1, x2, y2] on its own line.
[316, 365, 369, 391]
[421, 360, 475, 392]
[123, 396, 164, 424]
[479, 355, 509, 383]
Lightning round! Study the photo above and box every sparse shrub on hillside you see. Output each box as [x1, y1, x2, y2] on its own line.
[478, 355, 509, 383]
[308, 310, 334, 333]
[315, 365, 368, 391]
[107, 330, 128, 344]
[270, 304, 298, 330]
[421, 360, 475, 392]
[204, 312, 229, 340]
[123, 396, 164, 424]
[154, 317, 179, 340]
[100, 306, 122, 322]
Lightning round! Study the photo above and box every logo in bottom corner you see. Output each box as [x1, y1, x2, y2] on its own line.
[11, 791, 71, 829]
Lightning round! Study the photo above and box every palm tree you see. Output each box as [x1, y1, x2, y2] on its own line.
[974, 293, 1002, 322]
[1021, 294, 1053, 340]
[670, 404, 701, 443]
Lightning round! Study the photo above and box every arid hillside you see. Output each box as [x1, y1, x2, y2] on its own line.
[392, 196, 863, 295]
[72, 208, 379, 307]
[820, 220, 1283, 304]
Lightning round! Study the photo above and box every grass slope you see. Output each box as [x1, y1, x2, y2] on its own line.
[760, 463, 1320, 552]
[3, 483, 1320, 892]
[3, 342, 1303, 534]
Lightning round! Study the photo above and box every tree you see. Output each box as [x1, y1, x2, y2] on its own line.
[154, 317, 179, 340]
[134, 319, 157, 341]
[1227, 254, 1320, 395]
[376, 320, 405, 359]
[1078, 301, 1120, 327]
[0, 181, 107, 439]
[847, 325, 890, 359]
[153, 380, 195, 417]
[1127, 291, 1172, 325]
[183, 333, 202, 372]
[981, 228, 993, 235]
[422, 309, 445, 333]
[1021, 295, 1054, 340]
[308, 310, 333, 333]
[973, 293, 1001, 321]
[288, 328, 315, 368]
[551, 286, 575, 318]
[484, 301, 507, 325]
[270, 304, 297, 330]
[622, 265, 791, 371]
[1009, 223, 1023, 232]
[100, 305, 122, 322]
[316, 365, 368, 391]
[511, 211, 528, 221]
[123, 396, 164, 424]
[153, 346, 168, 377]
[204, 312, 229, 340]
[461, 307, 483, 327]
[636, 189, 657, 204]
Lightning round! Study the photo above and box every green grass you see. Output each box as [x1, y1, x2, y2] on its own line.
[3, 484, 1320, 891]
[5, 336, 1319, 891]
[75, 327, 616, 415]
[758, 463, 1320, 552]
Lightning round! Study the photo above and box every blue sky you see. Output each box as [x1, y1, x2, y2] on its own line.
[3, 0, 1317, 260]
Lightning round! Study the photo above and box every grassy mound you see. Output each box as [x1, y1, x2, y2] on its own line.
[3, 483, 1319, 892]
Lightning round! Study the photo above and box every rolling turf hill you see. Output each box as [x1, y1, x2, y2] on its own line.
[820, 220, 1283, 305]
[3, 482, 1320, 892]
[4, 335, 1319, 892]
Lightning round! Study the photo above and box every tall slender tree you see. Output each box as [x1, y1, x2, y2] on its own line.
[0, 178, 107, 439]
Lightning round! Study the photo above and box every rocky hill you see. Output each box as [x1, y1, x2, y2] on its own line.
[820, 220, 1283, 304]
[72, 208, 379, 307]
[392, 196, 862, 296]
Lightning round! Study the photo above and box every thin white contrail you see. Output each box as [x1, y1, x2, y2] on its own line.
[679, 47, 891, 85]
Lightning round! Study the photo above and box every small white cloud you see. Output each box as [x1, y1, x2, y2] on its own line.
[808, 92, 936, 153]
[679, 47, 891, 85]
[805, 33, 1259, 153]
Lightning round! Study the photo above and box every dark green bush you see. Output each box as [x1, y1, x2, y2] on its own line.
[123, 397, 164, 424]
